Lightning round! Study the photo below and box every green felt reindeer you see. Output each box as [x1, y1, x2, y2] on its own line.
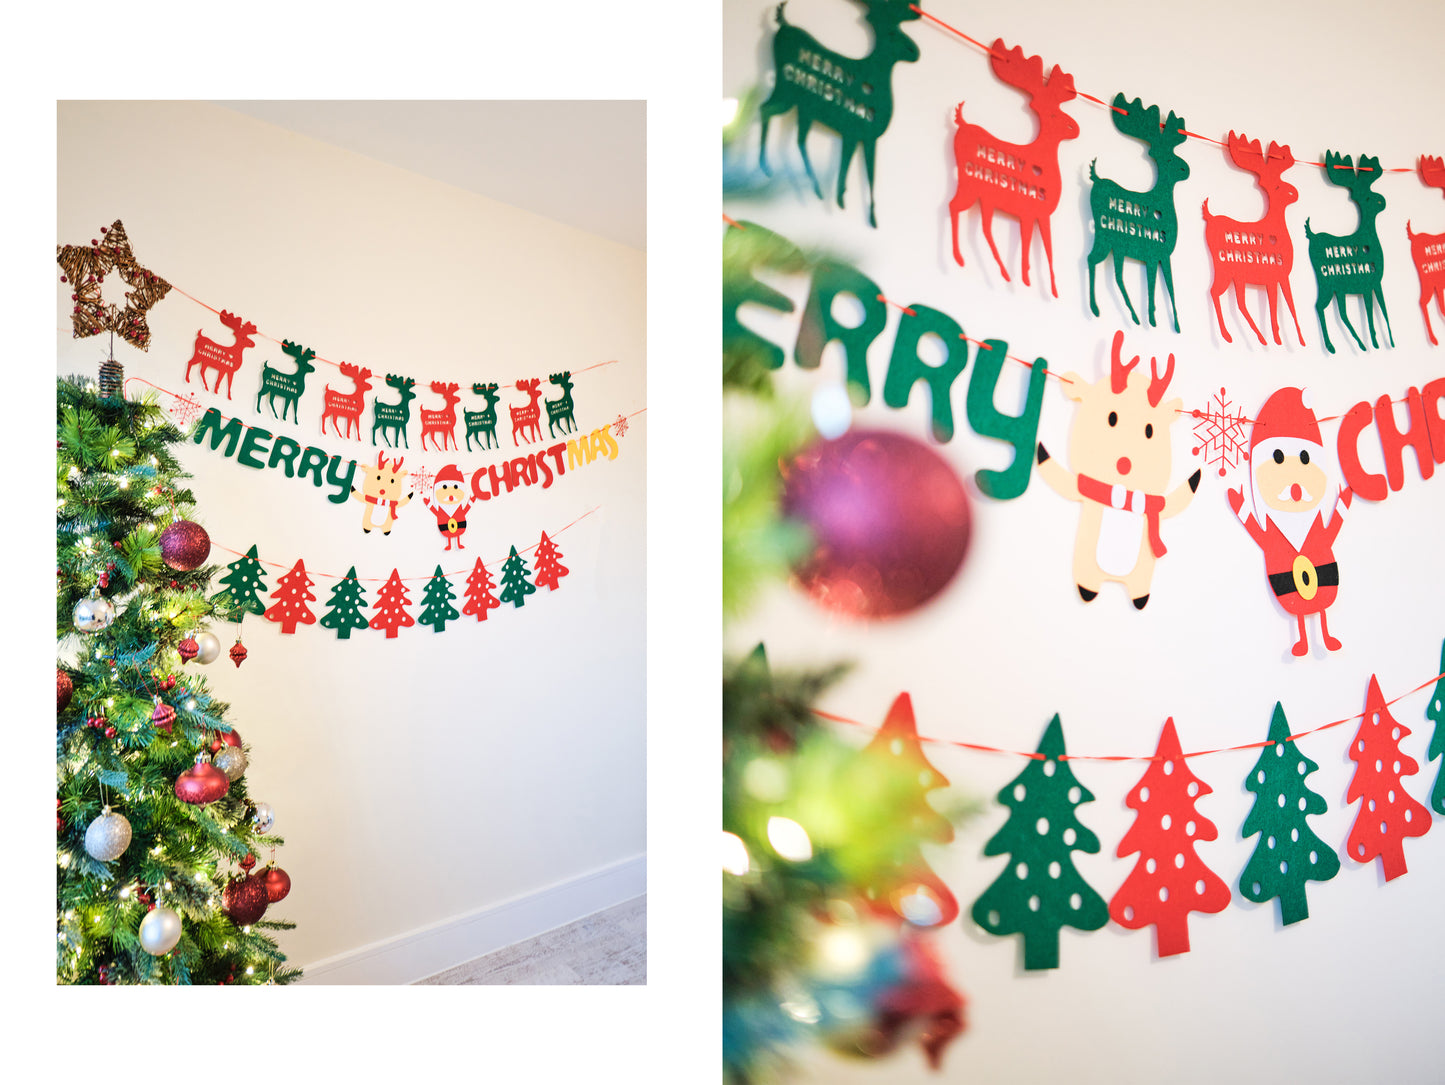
[255, 340, 316, 423]
[545, 371, 577, 438]
[371, 373, 416, 449]
[464, 382, 501, 452]
[1305, 152, 1393, 354]
[1087, 96, 1190, 332]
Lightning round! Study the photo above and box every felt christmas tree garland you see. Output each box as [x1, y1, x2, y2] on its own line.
[204, 530, 575, 642]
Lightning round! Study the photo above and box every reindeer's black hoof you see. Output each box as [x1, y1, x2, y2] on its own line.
[1188, 470, 1201, 492]
[1078, 586, 1097, 602]
[363, 527, 371, 534]
[1133, 595, 1150, 610]
[1037, 443, 1050, 464]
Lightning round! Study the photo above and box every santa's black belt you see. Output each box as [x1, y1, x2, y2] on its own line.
[436, 520, 467, 531]
[1269, 560, 1337, 598]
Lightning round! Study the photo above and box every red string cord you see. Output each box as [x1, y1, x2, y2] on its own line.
[909, 3, 1420, 173]
[813, 670, 1445, 763]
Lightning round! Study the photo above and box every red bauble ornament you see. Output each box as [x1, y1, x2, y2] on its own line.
[161, 674, 176, 691]
[208, 728, 242, 754]
[229, 641, 248, 668]
[239, 853, 257, 871]
[221, 873, 269, 926]
[781, 430, 973, 619]
[57, 670, 73, 712]
[174, 757, 230, 805]
[261, 865, 292, 903]
[151, 700, 176, 734]
[159, 520, 211, 572]
[178, 635, 199, 663]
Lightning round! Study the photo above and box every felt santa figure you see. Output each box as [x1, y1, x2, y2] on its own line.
[1227, 387, 1352, 657]
[422, 465, 474, 550]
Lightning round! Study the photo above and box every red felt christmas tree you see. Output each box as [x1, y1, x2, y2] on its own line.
[1345, 674, 1431, 881]
[1109, 718, 1230, 957]
[369, 569, 416, 639]
[263, 558, 316, 634]
[462, 556, 501, 621]
[533, 530, 570, 591]
[856, 693, 959, 928]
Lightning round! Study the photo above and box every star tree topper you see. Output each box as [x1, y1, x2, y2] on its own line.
[57, 220, 172, 350]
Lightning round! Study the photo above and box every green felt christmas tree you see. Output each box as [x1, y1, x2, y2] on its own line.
[318, 567, 369, 640]
[1427, 640, 1445, 816]
[418, 566, 459, 632]
[209, 544, 268, 619]
[1238, 703, 1339, 925]
[498, 546, 536, 609]
[56, 374, 298, 985]
[971, 715, 1108, 970]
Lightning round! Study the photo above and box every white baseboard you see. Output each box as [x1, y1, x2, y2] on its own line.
[294, 854, 646, 985]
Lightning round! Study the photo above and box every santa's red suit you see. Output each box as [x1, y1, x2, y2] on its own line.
[1229, 490, 1349, 617]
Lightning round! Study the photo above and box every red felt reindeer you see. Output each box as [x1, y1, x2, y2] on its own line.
[949, 42, 1078, 298]
[419, 381, 461, 452]
[1406, 155, 1445, 345]
[1203, 134, 1305, 347]
[509, 378, 544, 447]
[184, 311, 257, 399]
[321, 361, 374, 440]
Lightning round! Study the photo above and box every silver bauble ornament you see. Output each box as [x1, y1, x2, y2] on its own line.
[213, 746, 247, 782]
[138, 906, 182, 955]
[83, 807, 132, 861]
[194, 631, 222, 664]
[251, 802, 275, 834]
[72, 589, 116, 633]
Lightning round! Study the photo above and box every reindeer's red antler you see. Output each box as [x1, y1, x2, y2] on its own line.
[1147, 353, 1176, 407]
[1421, 155, 1445, 194]
[1110, 330, 1139, 394]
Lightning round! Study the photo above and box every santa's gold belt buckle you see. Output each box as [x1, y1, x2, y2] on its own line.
[1292, 554, 1318, 601]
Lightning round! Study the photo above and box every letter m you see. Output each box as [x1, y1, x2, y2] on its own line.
[192, 407, 243, 457]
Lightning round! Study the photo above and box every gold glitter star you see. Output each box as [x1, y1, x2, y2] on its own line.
[57, 220, 172, 350]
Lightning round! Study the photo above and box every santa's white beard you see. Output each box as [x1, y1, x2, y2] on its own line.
[1249, 482, 1319, 550]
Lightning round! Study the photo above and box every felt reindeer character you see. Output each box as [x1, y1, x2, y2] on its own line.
[350, 451, 414, 535]
[1227, 387, 1352, 657]
[1037, 331, 1201, 609]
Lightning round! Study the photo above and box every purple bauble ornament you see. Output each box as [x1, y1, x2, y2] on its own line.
[781, 429, 972, 619]
[159, 520, 211, 571]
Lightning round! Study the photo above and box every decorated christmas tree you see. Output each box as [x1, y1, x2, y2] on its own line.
[971, 714, 1108, 970]
[498, 545, 536, 608]
[1426, 640, 1445, 816]
[56, 375, 297, 984]
[1238, 703, 1339, 924]
[1345, 674, 1431, 880]
[318, 567, 370, 640]
[1109, 718, 1230, 957]
[263, 558, 316, 634]
[462, 556, 502, 621]
[418, 566, 460, 632]
[370, 569, 416, 639]
[533, 530, 570, 591]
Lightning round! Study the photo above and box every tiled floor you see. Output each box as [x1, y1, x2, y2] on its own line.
[414, 895, 646, 985]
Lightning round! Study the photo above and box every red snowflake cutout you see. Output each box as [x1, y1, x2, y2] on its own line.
[1190, 387, 1248, 478]
[409, 464, 435, 497]
[170, 392, 204, 428]
[612, 414, 629, 438]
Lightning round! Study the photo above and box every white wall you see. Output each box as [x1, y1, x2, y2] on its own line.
[726, 1, 1445, 1080]
[57, 100, 645, 979]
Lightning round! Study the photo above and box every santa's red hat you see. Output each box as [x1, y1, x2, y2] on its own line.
[1250, 387, 1322, 464]
[434, 464, 465, 487]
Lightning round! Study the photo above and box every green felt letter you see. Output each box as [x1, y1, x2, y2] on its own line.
[882, 304, 967, 443]
[237, 425, 273, 469]
[796, 259, 886, 404]
[965, 338, 1048, 500]
[192, 408, 243, 458]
